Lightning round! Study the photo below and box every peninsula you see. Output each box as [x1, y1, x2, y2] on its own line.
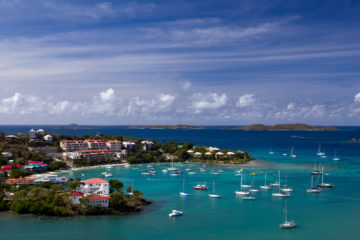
[235, 123, 337, 131]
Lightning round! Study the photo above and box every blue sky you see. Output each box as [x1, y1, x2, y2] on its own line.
[1, 0, 360, 125]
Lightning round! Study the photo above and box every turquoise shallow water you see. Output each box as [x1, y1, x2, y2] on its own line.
[0, 126, 360, 239]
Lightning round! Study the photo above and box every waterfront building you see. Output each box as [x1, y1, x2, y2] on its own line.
[205, 152, 212, 157]
[60, 140, 88, 151]
[115, 150, 128, 158]
[194, 152, 202, 158]
[1, 152, 13, 158]
[36, 129, 45, 136]
[123, 141, 136, 150]
[187, 150, 194, 155]
[29, 129, 36, 139]
[5, 135, 17, 142]
[75, 149, 113, 160]
[85, 195, 109, 208]
[70, 192, 84, 204]
[44, 135, 53, 143]
[215, 152, 225, 159]
[77, 178, 109, 195]
[6, 177, 35, 185]
[227, 152, 235, 157]
[141, 140, 155, 150]
[86, 139, 107, 150]
[106, 140, 122, 152]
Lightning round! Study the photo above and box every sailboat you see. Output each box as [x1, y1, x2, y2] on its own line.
[269, 147, 274, 155]
[260, 172, 272, 190]
[317, 166, 334, 188]
[241, 173, 253, 188]
[307, 175, 321, 193]
[193, 182, 208, 190]
[242, 194, 256, 200]
[180, 178, 190, 196]
[280, 176, 293, 192]
[280, 199, 296, 229]
[249, 175, 259, 192]
[128, 180, 134, 196]
[312, 158, 322, 175]
[270, 171, 281, 187]
[290, 146, 296, 158]
[272, 171, 290, 197]
[208, 181, 221, 198]
[168, 159, 179, 171]
[317, 144, 325, 156]
[235, 174, 250, 195]
[333, 150, 340, 161]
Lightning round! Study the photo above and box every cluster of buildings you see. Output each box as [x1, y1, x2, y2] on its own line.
[29, 129, 53, 143]
[61, 139, 154, 161]
[5, 177, 35, 185]
[1, 161, 48, 171]
[186, 147, 243, 159]
[71, 178, 110, 208]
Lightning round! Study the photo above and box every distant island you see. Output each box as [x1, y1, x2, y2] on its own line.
[56, 124, 95, 129]
[235, 123, 337, 131]
[128, 125, 203, 129]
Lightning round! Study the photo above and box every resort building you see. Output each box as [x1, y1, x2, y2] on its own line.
[60, 140, 88, 152]
[5, 135, 17, 142]
[205, 152, 212, 157]
[86, 139, 107, 150]
[36, 129, 45, 136]
[44, 135, 53, 143]
[5, 177, 35, 185]
[186, 150, 194, 156]
[1, 152, 13, 158]
[85, 195, 109, 208]
[115, 150, 128, 158]
[29, 129, 36, 139]
[74, 149, 113, 160]
[141, 141, 155, 150]
[70, 192, 84, 204]
[77, 178, 110, 195]
[193, 152, 202, 158]
[106, 140, 122, 152]
[123, 141, 136, 150]
[215, 152, 225, 159]
[227, 152, 235, 157]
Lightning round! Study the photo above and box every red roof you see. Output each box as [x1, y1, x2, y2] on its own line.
[83, 178, 109, 184]
[87, 196, 109, 200]
[71, 192, 84, 197]
[1, 165, 12, 171]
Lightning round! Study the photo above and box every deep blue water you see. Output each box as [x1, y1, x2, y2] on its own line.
[0, 125, 360, 239]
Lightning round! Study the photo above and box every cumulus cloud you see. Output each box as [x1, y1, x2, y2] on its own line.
[354, 92, 360, 103]
[126, 93, 175, 115]
[236, 94, 255, 107]
[191, 92, 228, 113]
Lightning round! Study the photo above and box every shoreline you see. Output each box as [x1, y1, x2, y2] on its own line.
[30, 159, 272, 178]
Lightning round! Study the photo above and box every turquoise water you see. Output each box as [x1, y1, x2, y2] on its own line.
[1, 126, 360, 239]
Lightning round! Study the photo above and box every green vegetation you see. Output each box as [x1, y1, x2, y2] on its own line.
[0, 179, 149, 217]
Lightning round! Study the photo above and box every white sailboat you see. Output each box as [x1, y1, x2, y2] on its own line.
[270, 171, 281, 187]
[333, 150, 340, 161]
[312, 158, 322, 175]
[317, 144, 325, 156]
[169, 209, 183, 217]
[167, 159, 179, 171]
[280, 176, 293, 192]
[269, 147, 274, 155]
[242, 194, 256, 200]
[260, 172, 272, 190]
[241, 173, 253, 188]
[180, 178, 190, 196]
[272, 171, 290, 197]
[290, 146, 296, 158]
[280, 199, 296, 229]
[208, 181, 221, 198]
[235, 174, 250, 195]
[307, 175, 321, 193]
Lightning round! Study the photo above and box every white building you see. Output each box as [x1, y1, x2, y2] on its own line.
[36, 129, 45, 136]
[2, 152, 13, 158]
[215, 152, 224, 159]
[29, 129, 36, 139]
[141, 140, 154, 150]
[186, 150, 194, 155]
[86, 139, 107, 150]
[193, 152, 202, 158]
[85, 196, 109, 208]
[106, 140, 122, 152]
[123, 141, 136, 150]
[71, 192, 84, 204]
[115, 150, 128, 158]
[60, 140, 88, 151]
[77, 178, 109, 195]
[44, 135, 53, 143]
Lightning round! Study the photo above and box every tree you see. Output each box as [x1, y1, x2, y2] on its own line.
[126, 185, 132, 193]
[132, 190, 144, 198]
[109, 179, 123, 193]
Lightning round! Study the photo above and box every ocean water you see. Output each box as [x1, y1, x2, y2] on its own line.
[0, 125, 360, 240]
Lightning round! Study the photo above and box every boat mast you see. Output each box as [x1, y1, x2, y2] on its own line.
[240, 174, 243, 191]
[321, 166, 324, 184]
[213, 181, 215, 193]
[284, 199, 288, 223]
[264, 172, 267, 185]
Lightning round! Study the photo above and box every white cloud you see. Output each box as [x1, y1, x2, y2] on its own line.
[191, 92, 228, 112]
[354, 92, 360, 103]
[126, 93, 175, 115]
[99, 88, 115, 101]
[236, 93, 255, 107]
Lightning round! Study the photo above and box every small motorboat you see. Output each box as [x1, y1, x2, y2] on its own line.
[249, 189, 260, 193]
[106, 165, 113, 169]
[270, 182, 280, 187]
[169, 210, 183, 217]
[188, 172, 197, 175]
[170, 173, 180, 177]
[104, 173, 113, 177]
[211, 172, 220, 175]
[200, 168, 208, 172]
[272, 192, 290, 197]
[180, 192, 190, 196]
[162, 169, 169, 173]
